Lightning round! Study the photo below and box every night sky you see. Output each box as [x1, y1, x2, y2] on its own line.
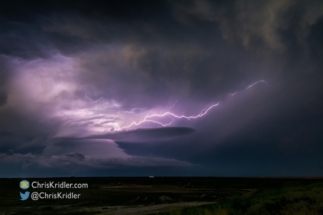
[0, 0, 322, 177]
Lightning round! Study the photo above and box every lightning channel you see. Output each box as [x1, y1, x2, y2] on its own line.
[111, 79, 268, 131]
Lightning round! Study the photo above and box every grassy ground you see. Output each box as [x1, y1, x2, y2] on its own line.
[1, 177, 322, 214]
[150, 182, 323, 215]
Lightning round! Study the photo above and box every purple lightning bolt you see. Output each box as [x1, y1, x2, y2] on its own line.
[116, 103, 220, 130]
[111, 80, 268, 131]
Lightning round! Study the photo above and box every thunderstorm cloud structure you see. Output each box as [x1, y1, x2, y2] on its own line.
[0, 0, 322, 177]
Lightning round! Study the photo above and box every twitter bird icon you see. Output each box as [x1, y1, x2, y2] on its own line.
[20, 191, 30, 201]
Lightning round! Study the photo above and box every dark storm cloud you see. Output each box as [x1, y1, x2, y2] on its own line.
[0, 0, 256, 103]
[0, 92, 7, 107]
[173, 0, 323, 51]
[0, 56, 12, 107]
[172, 0, 323, 86]
[0, 0, 322, 176]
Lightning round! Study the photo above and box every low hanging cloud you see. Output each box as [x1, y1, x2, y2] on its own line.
[0, 137, 193, 175]
[56, 127, 195, 142]
[0, 152, 193, 169]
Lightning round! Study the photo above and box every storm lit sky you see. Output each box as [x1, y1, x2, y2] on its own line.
[0, 0, 323, 177]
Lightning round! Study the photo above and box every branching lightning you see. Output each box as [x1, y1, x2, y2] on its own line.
[111, 79, 268, 131]
[116, 103, 219, 131]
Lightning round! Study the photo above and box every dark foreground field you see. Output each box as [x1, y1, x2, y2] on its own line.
[1, 177, 323, 215]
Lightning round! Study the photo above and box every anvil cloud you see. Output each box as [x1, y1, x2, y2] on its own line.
[0, 0, 322, 177]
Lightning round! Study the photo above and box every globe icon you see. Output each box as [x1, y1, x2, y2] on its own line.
[20, 180, 30, 189]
